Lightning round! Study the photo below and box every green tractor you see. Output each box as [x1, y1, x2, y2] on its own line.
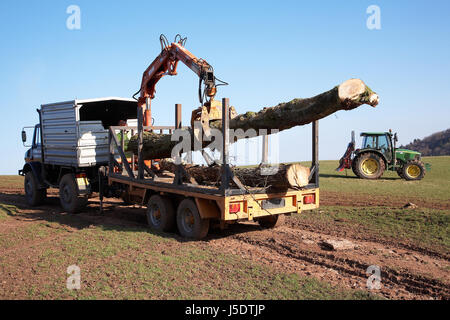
[336, 130, 429, 181]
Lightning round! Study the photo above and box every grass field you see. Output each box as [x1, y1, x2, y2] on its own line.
[0, 156, 448, 300]
[0, 175, 23, 189]
[5, 156, 449, 196]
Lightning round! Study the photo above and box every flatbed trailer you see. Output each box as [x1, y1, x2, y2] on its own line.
[105, 98, 320, 239]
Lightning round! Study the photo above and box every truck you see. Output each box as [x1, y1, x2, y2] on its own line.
[19, 35, 320, 239]
[19, 97, 320, 239]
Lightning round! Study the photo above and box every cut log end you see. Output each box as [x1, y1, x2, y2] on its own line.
[338, 79, 379, 109]
[286, 164, 311, 189]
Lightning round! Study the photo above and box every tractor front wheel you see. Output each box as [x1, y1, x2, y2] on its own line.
[354, 153, 385, 180]
[401, 160, 425, 181]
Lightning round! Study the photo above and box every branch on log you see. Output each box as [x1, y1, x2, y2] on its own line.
[128, 78, 378, 160]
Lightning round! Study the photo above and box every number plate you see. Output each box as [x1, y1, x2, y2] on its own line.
[261, 198, 285, 209]
[76, 177, 89, 192]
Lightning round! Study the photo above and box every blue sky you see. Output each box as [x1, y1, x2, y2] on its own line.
[1, 0, 449, 173]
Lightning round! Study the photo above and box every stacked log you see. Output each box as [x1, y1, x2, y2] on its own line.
[158, 160, 311, 189]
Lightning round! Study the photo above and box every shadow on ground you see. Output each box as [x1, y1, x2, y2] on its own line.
[0, 191, 263, 243]
[320, 173, 399, 180]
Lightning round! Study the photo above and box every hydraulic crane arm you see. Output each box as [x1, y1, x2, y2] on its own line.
[137, 36, 218, 126]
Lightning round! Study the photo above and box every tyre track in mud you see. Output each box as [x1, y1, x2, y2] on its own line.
[321, 191, 450, 210]
[287, 219, 450, 261]
[0, 191, 146, 258]
[238, 232, 448, 299]
[206, 224, 450, 300]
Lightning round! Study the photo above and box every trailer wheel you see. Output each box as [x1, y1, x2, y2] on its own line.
[176, 199, 209, 240]
[24, 172, 46, 206]
[146, 195, 175, 232]
[257, 214, 285, 229]
[59, 174, 88, 214]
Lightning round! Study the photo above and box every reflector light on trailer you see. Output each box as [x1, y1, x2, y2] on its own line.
[303, 194, 315, 204]
[229, 203, 241, 213]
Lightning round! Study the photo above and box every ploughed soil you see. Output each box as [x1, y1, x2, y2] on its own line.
[321, 191, 450, 210]
[0, 187, 448, 300]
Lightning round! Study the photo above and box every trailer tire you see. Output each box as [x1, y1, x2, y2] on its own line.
[24, 172, 46, 206]
[176, 199, 209, 240]
[146, 195, 175, 232]
[257, 214, 285, 229]
[59, 174, 88, 214]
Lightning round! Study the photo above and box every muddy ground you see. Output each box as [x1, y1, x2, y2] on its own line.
[0, 188, 448, 300]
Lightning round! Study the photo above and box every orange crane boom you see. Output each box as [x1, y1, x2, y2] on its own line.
[137, 35, 219, 127]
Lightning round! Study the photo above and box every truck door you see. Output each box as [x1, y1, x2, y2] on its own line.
[31, 125, 42, 162]
[378, 134, 392, 162]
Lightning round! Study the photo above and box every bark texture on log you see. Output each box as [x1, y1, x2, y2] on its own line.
[159, 160, 310, 189]
[128, 79, 378, 160]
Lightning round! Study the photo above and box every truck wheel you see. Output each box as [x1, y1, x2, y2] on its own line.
[24, 172, 46, 206]
[176, 199, 209, 240]
[257, 214, 285, 229]
[354, 153, 385, 179]
[402, 160, 425, 181]
[146, 195, 175, 232]
[59, 174, 88, 214]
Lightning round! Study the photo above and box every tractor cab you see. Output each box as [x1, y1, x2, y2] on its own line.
[359, 132, 394, 162]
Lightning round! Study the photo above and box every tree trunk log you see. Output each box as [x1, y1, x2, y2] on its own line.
[128, 78, 378, 160]
[159, 160, 310, 189]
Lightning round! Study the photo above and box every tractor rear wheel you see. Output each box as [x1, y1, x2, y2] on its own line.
[351, 158, 359, 177]
[353, 153, 385, 179]
[401, 160, 425, 181]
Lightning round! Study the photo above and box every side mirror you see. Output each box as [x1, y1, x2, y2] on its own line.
[394, 133, 398, 142]
[21, 130, 27, 143]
